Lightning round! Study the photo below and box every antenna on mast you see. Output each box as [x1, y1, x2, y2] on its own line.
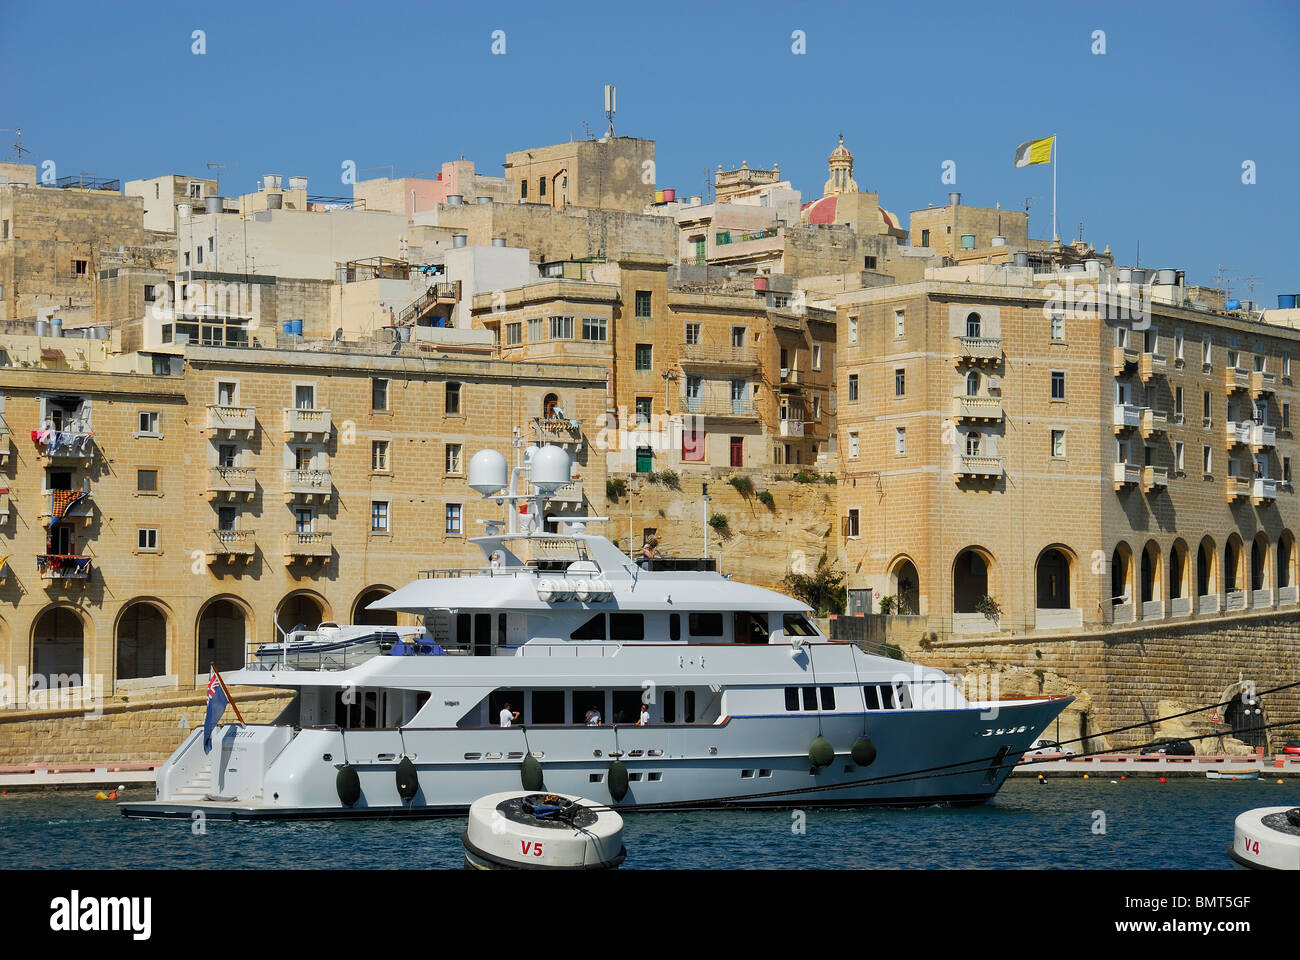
[0, 127, 32, 163]
[604, 84, 616, 138]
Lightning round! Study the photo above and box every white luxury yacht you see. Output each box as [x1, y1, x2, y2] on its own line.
[123, 438, 1071, 821]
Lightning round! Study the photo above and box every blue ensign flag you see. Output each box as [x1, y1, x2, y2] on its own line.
[203, 666, 229, 754]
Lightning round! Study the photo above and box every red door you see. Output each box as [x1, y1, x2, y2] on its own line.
[730, 436, 743, 468]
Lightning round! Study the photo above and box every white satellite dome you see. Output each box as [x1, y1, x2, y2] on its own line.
[467, 449, 508, 496]
[529, 445, 572, 492]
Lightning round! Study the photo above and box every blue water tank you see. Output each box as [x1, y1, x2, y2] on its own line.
[1226, 299, 1240, 311]
[282, 321, 293, 335]
[290, 319, 303, 335]
[1279, 294, 1298, 310]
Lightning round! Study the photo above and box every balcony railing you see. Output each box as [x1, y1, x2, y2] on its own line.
[1113, 462, 1141, 489]
[779, 420, 805, 437]
[951, 395, 1002, 421]
[1225, 421, 1251, 446]
[1142, 465, 1168, 491]
[1140, 408, 1168, 438]
[954, 336, 1002, 363]
[1224, 366, 1250, 393]
[1251, 370, 1277, 397]
[1226, 476, 1251, 502]
[283, 407, 332, 438]
[36, 554, 93, 581]
[779, 368, 804, 386]
[283, 531, 332, 564]
[679, 342, 759, 368]
[1252, 477, 1278, 503]
[205, 405, 256, 436]
[1112, 404, 1142, 431]
[208, 529, 256, 561]
[680, 394, 757, 418]
[1250, 424, 1277, 449]
[1112, 345, 1138, 375]
[1139, 351, 1167, 382]
[530, 416, 583, 445]
[207, 466, 256, 500]
[952, 455, 1003, 479]
[284, 469, 332, 501]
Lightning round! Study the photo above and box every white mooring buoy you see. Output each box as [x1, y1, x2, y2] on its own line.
[463, 792, 626, 870]
[1230, 806, 1300, 870]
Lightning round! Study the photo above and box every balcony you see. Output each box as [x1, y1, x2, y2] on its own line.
[679, 394, 757, 419]
[1142, 465, 1168, 492]
[951, 395, 1002, 422]
[35, 430, 95, 463]
[1139, 351, 1168, 382]
[1113, 462, 1141, 489]
[0, 416, 9, 464]
[952, 455, 1003, 480]
[1111, 345, 1138, 375]
[954, 336, 1002, 364]
[530, 416, 583, 447]
[38, 489, 94, 526]
[284, 469, 332, 502]
[205, 404, 256, 438]
[208, 529, 256, 562]
[1112, 404, 1142, 432]
[779, 419, 805, 437]
[1224, 366, 1250, 394]
[283, 531, 332, 565]
[1225, 421, 1251, 447]
[1250, 424, 1277, 449]
[1250, 370, 1276, 397]
[680, 342, 759, 370]
[1226, 476, 1251, 502]
[1252, 477, 1278, 504]
[779, 368, 804, 388]
[1140, 408, 1168, 438]
[207, 467, 256, 501]
[283, 407, 332, 439]
[36, 555, 93, 582]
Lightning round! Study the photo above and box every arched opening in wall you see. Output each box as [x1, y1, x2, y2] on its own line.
[965, 430, 982, 456]
[198, 599, 247, 673]
[1110, 543, 1133, 606]
[1224, 690, 1268, 748]
[1224, 535, 1243, 593]
[116, 601, 169, 680]
[965, 370, 980, 397]
[1197, 537, 1216, 598]
[1250, 534, 1269, 592]
[1168, 540, 1189, 600]
[952, 548, 992, 613]
[32, 607, 84, 679]
[965, 312, 981, 338]
[542, 393, 561, 418]
[1140, 540, 1161, 605]
[890, 558, 919, 615]
[277, 593, 327, 639]
[1035, 548, 1071, 609]
[353, 587, 397, 626]
[1278, 530, 1296, 591]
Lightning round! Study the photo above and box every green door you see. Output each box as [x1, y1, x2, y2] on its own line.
[636, 446, 653, 473]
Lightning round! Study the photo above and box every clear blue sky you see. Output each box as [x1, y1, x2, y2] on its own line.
[2, 0, 1297, 300]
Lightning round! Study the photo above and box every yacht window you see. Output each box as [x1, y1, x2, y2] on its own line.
[612, 690, 643, 724]
[820, 686, 836, 710]
[572, 690, 605, 725]
[455, 613, 471, 648]
[571, 613, 605, 640]
[784, 687, 799, 711]
[609, 613, 644, 641]
[881, 684, 897, 709]
[896, 684, 912, 709]
[531, 690, 564, 725]
[684, 690, 696, 724]
[734, 611, 770, 644]
[669, 613, 681, 642]
[362, 691, 379, 728]
[414, 692, 430, 718]
[498, 613, 508, 645]
[801, 686, 817, 711]
[863, 685, 881, 710]
[663, 690, 676, 723]
[489, 690, 523, 726]
[474, 613, 492, 656]
[782, 614, 818, 637]
[688, 612, 724, 637]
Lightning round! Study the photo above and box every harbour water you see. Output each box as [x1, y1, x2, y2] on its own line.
[3, 778, 1291, 869]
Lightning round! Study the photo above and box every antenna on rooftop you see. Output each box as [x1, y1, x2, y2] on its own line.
[205, 160, 233, 194]
[0, 127, 32, 163]
[604, 84, 616, 138]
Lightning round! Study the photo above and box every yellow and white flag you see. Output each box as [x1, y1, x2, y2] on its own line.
[1013, 136, 1055, 167]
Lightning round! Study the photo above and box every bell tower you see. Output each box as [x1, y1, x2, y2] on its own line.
[823, 135, 858, 196]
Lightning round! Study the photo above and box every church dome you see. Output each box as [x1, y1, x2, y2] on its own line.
[828, 136, 853, 162]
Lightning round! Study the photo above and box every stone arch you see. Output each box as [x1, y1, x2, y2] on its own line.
[352, 585, 398, 626]
[1218, 679, 1269, 749]
[114, 599, 171, 681]
[1250, 532, 1269, 593]
[1110, 542, 1134, 606]
[965, 369, 980, 396]
[276, 589, 332, 639]
[887, 555, 920, 615]
[31, 605, 88, 680]
[1035, 545, 1073, 609]
[1196, 535, 1217, 598]
[1140, 539, 1162, 605]
[196, 595, 255, 674]
[965, 311, 982, 338]
[1168, 538, 1190, 600]
[1277, 530, 1296, 591]
[542, 392, 561, 418]
[952, 546, 995, 614]
[1224, 533, 1244, 593]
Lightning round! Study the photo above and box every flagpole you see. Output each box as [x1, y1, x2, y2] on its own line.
[1052, 135, 1059, 244]
[214, 666, 246, 725]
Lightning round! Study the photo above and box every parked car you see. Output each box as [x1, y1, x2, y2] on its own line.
[1280, 740, 1300, 756]
[1139, 738, 1195, 756]
[1025, 738, 1076, 757]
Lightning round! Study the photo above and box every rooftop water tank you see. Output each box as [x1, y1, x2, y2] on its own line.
[1130, 269, 1148, 285]
[204, 195, 222, 214]
[491, 237, 506, 247]
[177, 202, 193, 219]
[288, 176, 308, 191]
[1226, 299, 1241, 311]
[949, 192, 961, 205]
[1279, 295, 1298, 309]
[50, 317, 63, 337]
[475, 195, 492, 204]
[991, 236, 1006, 247]
[1156, 268, 1177, 285]
[663, 188, 676, 202]
[34, 319, 50, 337]
[447, 194, 464, 206]
[264, 174, 282, 191]
[1013, 252, 1028, 267]
[1118, 267, 1133, 282]
[452, 234, 467, 248]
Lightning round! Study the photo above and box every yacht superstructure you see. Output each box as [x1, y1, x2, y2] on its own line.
[123, 439, 1070, 821]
